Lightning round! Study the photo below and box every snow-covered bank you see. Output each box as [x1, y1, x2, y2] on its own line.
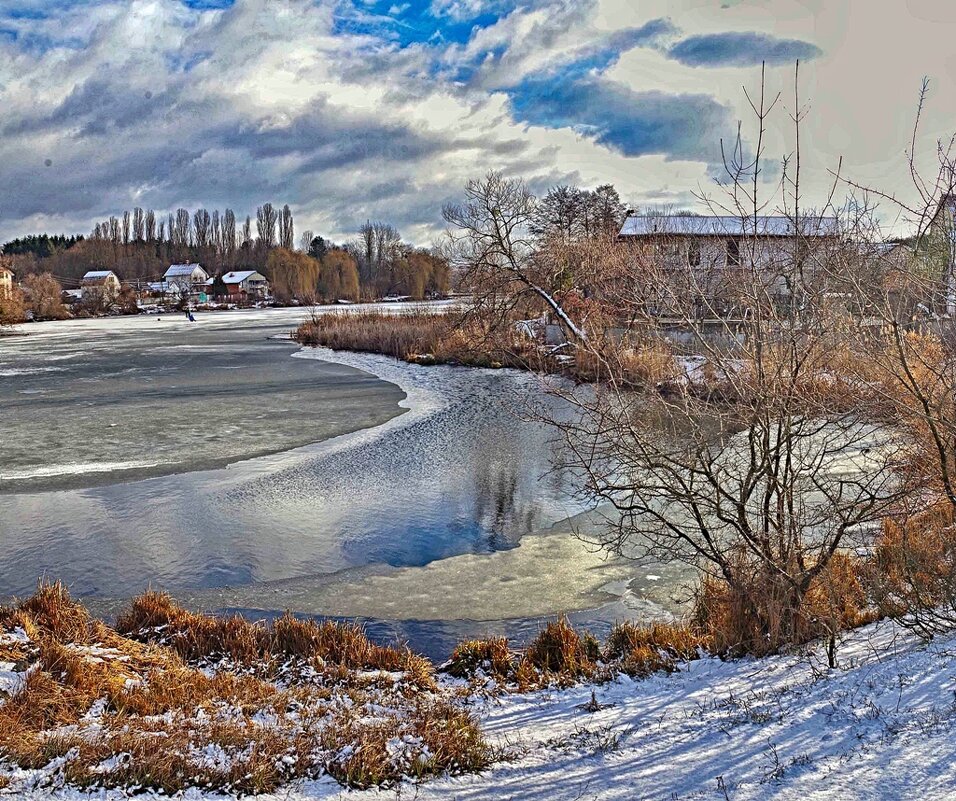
[5, 618, 955, 800]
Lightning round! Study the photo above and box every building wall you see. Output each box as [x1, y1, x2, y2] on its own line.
[81, 275, 121, 302]
[0, 270, 12, 298]
[624, 234, 835, 316]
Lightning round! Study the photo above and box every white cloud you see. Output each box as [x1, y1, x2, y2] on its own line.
[0, 0, 953, 245]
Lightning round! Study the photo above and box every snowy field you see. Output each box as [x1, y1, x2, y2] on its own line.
[3, 618, 954, 800]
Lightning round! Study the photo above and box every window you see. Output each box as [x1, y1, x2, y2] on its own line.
[687, 241, 701, 266]
[726, 238, 740, 266]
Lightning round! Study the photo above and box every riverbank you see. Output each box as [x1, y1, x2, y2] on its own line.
[3, 585, 954, 800]
[293, 311, 679, 387]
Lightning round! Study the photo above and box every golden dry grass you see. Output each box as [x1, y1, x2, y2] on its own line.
[444, 637, 513, 681]
[0, 575, 882, 795]
[295, 310, 554, 373]
[0, 583, 486, 794]
[867, 503, 956, 637]
[603, 622, 705, 677]
[116, 590, 434, 689]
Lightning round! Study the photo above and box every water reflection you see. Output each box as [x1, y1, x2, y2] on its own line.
[0, 341, 585, 604]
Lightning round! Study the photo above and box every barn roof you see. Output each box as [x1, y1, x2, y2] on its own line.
[619, 214, 839, 238]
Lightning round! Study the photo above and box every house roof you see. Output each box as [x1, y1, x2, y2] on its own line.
[0, 266, 13, 277]
[221, 270, 263, 283]
[164, 263, 205, 278]
[82, 270, 117, 281]
[619, 214, 840, 238]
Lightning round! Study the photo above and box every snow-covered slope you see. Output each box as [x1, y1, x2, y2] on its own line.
[4, 619, 955, 799]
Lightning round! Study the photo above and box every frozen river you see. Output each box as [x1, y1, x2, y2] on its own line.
[0, 307, 678, 656]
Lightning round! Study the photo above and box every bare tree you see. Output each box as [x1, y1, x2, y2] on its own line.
[132, 208, 145, 242]
[107, 216, 121, 249]
[145, 210, 156, 243]
[223, 209, 237, 264]
[173, 209, 191, 248]
[534, 66, 905, 657]
[443, 171, 587, 342]
[257, 203, 278, 249]
[829, 80, 956, 638]
[211, 210, 222, 258]
[279, 204, 295, 250]
[299, 229, 314, 253]
[193, 209, 211, 250]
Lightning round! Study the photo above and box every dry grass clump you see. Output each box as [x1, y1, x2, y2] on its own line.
[693, 554, 872, 657]
[323, 698, 491, 788]
[117, 590, 434, 688]
[0, 583, 488, 795]
[603, 622, 705, 677]
[444, 619, 708, 690]
[295, 310, 455, 361]
[444, 637, 514, 681]
[572, 342, 678, 387]
[519, 617, 599, 687]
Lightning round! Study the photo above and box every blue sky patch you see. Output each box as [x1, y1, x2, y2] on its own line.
[332, 0, 505, 47]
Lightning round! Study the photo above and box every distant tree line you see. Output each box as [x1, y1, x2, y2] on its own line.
[1, 234, 84, 258]
[1, 201, 453, 303]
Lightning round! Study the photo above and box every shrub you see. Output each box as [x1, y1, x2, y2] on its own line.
[693, 553, 871, 657]
[869, 504, 956, 639]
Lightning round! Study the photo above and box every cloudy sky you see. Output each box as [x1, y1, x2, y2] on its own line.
[0, 0, 954, 244]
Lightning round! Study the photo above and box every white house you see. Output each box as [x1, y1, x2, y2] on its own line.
[618, 213, 840, 315]
[80, 270, 121, 302]
[163, 264, 209, 298]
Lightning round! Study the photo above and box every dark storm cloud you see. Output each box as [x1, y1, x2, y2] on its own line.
[510, 74, 732, 163]
[668, 31, 822, 68]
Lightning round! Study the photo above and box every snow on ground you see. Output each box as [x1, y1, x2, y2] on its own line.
[4, 619, 956, 800]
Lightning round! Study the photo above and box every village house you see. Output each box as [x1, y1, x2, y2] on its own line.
[208, 270, 270, 303]
[618, 213, 840, 317]
[0, 264, 13, 298]
[163, 263, 210, 301]
[80, 270, 121, 303]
